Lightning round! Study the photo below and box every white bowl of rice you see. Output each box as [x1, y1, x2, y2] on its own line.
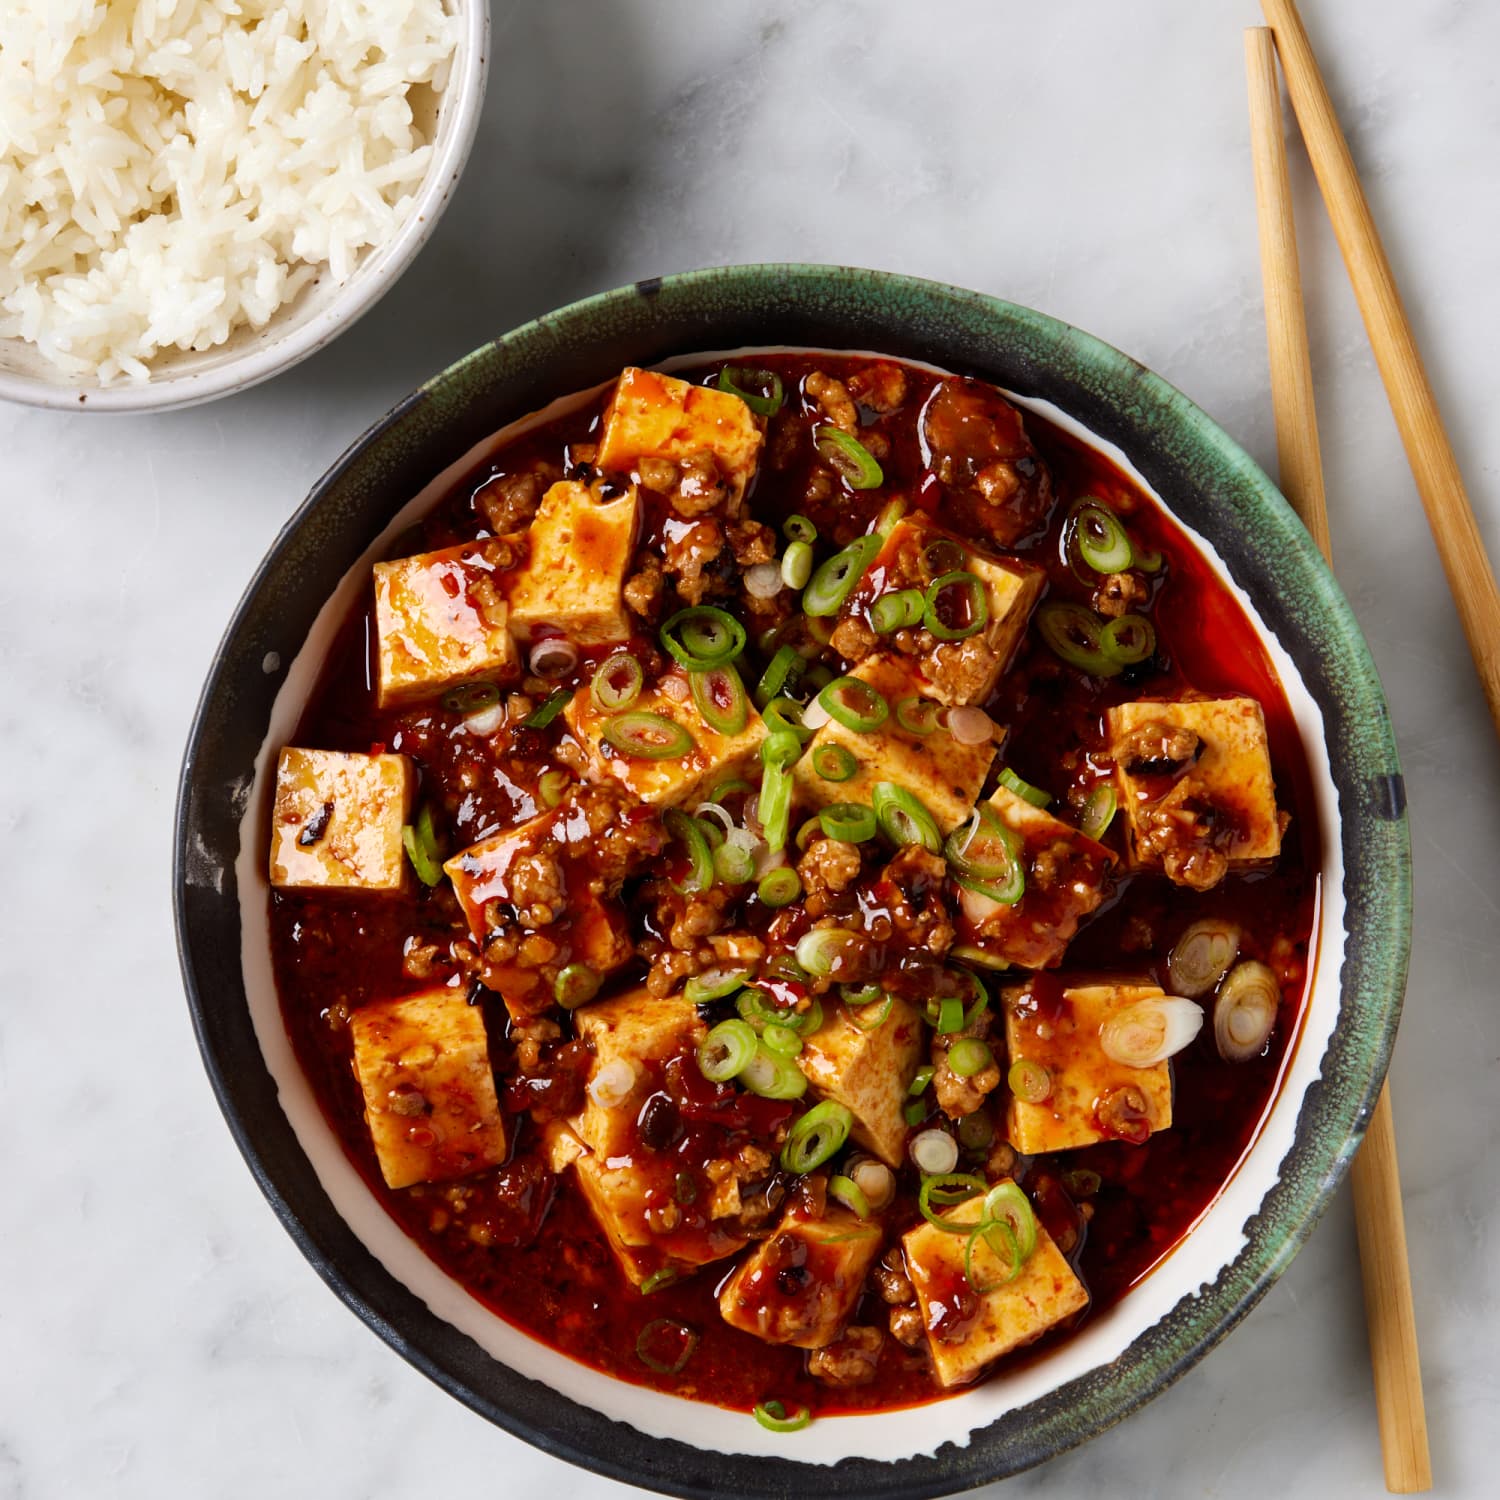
[0, 0, 487, 413]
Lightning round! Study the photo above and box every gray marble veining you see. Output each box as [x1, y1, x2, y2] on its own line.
[2, 2, 1496, 1496]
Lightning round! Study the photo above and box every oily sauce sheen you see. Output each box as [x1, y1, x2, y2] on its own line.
[269, 353, 1319, 1416]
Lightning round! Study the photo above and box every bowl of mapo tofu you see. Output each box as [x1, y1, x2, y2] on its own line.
[176, 266, 1410, 1495]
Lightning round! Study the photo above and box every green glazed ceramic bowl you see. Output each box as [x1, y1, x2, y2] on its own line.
[175, 264, 1410, 1497]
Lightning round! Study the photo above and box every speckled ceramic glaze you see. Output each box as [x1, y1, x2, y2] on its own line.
[174, 265, 1410, 1498]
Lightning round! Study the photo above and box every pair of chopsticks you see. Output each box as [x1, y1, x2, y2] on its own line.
[1245, 0, 1498, 1490]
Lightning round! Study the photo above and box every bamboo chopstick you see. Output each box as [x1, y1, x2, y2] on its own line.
[1261, 0, 1500, 739]
[1244, 28, 1432, 1495]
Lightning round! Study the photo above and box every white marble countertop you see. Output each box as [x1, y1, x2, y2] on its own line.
[4, 2, 1497, 1496]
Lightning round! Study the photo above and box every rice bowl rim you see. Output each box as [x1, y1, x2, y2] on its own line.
[0, 0, 489, 416]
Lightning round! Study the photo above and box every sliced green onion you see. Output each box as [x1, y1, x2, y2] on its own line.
[756, 866, 802, 907]
[894, 696, 941, 735]
[1079, 783, 1117, 841]
[710, 776, 753, 802]
[603, 711, 695, 759]
[716, 365, 784, 416]
[818, 803, 877, 843]
[740, 1044, 809, 1100]
[761, 727, 802, 775]
[982, 1182, 1039, 1261]
[639, 1267, 680, 1296]
[794, 926, 864, 977]
[755, 645, 803, 708]
[812, 743, 857, 782]
[964, 1217, 1021, 1294]
[1102, 612, 1156, 666]
[819, 675, 889, 733]
[916, 1172, 986, 1233]
[829, 1174, 872, 1218]
[872, 782, 941, 852]
[762, 1022, 804, 1058]
[698, 1018, 759, 1081]
[537, 768, 571, 808]
[803, 663, 833, 692]
[753, 1399, 811, 1434]
[685, 968, 750, 1004]
[1136, 544, 1164, 573]
[946, 807, 1025, 905]
[1008, 1058, 1052, 1104]
[696, 815, 726, 850]
[714, 840, 755, 885]
[1035, 601, 1121, 677]
[781, 541, 814, 590]
[1070, 499, 1135, 574]
[524, 687, 571, 729]
[665, 808, 714, 894]
[758, 951, 813, 988]
[947, 1038, 993, 1077]
[903, 1099, 929, 1127]
[803, 534, 881, 617]
[843, 982, 883, 1006]
[401, 804, 443, 887]
[847, 994, 894, 1031]
[907, 1065, 935, 1097]
[549, 962, 599, 1009]
[870, 588, 925, 634]
[660, 605, 746, 669]
[935, 996, 965, 1035]
[780, 1101, 854, 1173]
[690, 664, 748, 736]
[921, 537, 966, 577]
[759, 770, 793, 855]
[874, 496, 908, 535]
[783, 513, 817, 545]
[636, 1318, 698, 1375]
[758, 701, 808, 749]
[923, 570, 989, 642]
[737, 990, 823, 1036]
[998, 768, 1050, 808]
[794, 814, 825, 852]
[442, 681, 500, 714]
[814, 425, 884, 490]
[590, 652, 643, 712]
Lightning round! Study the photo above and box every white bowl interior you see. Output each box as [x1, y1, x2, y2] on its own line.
[0, 1, 487, 414]
[235, 352, 1345, 1464]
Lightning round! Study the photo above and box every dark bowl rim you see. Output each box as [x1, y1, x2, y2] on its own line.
[174, 262, 1411, 1499]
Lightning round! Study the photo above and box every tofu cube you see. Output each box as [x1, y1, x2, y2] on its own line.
[1105, 697, 1283, 886]
[792, 656, 998, 832]
[953, 785, 1113, 969]
[373, 539, 521, 710]
[568, 988, 748, 1285]
[718, 1206, 883, 1348]
[349, 987, 507, 1189]
[443, 805, 634, 1021]
[796, 995, 924, 1167]
[268, 747, 415, 893]
[563, 668, 768, 809]
[503, 479, 639, 646]
[1003, 981, 1174, 1154]
[902, 1184, 1088, 1387]
[597, 366, 763, 507]
[840, 516, 1044, 705]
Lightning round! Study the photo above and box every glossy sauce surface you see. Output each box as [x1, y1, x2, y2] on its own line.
[269, 353, 1319, 1414]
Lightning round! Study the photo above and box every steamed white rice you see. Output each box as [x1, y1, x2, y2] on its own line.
[0, 0, 458, 383]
